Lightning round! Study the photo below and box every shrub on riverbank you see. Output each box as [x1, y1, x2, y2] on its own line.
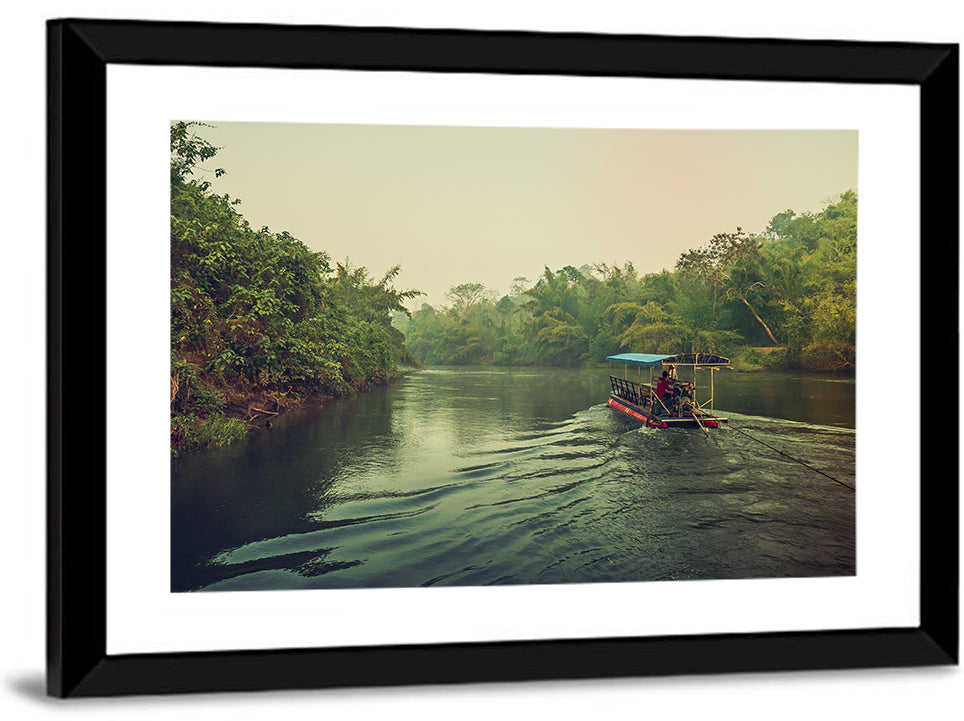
[171, 413, 250, 455]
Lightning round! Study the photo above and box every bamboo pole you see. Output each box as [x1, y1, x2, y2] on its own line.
[711, 368, 715, 413]
[692, 408, 711, 437]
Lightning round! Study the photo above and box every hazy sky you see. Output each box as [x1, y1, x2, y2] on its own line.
[187, 121, 857, 309]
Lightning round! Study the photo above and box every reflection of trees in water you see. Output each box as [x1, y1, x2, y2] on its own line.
[172, 367, 855, 592]
[714, 371, 855, 427]
[406, 367, 604, 442]
[171, 385, 404, 591]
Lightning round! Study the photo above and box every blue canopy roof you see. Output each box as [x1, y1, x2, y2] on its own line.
[605, 353, 672, 367]
[606, 352, 731, 367]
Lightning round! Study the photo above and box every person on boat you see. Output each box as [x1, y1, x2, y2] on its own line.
[655, 370, 676, 415]
[668, 365, 690, 399]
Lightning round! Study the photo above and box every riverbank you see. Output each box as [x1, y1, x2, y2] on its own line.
[728, 346, 855, 373]
[170, 365, 423, 456]
[171, 379, 321, 456]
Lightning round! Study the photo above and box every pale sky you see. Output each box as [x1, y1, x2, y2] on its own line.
[186, 122, 857, 309]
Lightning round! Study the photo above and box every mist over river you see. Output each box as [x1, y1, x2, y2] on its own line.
[171, 367, 855, 592]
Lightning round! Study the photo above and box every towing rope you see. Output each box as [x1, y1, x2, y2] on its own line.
[725, 422, 855, 492]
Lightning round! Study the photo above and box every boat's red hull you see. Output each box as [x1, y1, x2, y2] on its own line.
[607, 395, 724, 428]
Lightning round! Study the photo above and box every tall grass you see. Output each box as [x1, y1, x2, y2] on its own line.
[171, 413, 249, 455]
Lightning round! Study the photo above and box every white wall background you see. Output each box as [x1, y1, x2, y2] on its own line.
[3, 1, 961, 719]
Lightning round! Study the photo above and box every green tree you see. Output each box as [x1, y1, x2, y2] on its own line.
[170, 121, 422, 452]
[521, 266, 592, 364]
[676, 228, 782, 345]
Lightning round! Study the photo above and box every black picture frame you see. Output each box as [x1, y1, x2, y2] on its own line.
[47, 18, 958, 698]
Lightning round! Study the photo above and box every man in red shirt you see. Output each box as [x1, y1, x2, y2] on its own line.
[654, 370, 676, 414]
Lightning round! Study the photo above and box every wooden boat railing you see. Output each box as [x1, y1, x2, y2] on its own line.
[610, 375, 699, 417]
[609, 376, 652, 407]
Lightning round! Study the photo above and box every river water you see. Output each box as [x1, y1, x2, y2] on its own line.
[171, 367, 855, 592]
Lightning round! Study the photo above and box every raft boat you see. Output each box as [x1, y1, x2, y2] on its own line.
[606, 352, 731, 429]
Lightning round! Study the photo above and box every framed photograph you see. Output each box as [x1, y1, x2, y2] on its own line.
[48, 19, 957, 697]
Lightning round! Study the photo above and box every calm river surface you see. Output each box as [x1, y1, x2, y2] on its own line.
[171, 367, 855, 592]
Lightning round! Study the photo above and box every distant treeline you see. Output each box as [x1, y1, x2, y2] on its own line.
[396, 190, 857, 372]
[170, 122, 420, 453]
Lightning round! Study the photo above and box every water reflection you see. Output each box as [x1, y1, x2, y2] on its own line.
[172, 367, 855, 591]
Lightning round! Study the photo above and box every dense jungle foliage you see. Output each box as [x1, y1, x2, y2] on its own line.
[171, 122, 856, 453]
[397, 190, 856, 373]
[170, 122, 420, 453]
